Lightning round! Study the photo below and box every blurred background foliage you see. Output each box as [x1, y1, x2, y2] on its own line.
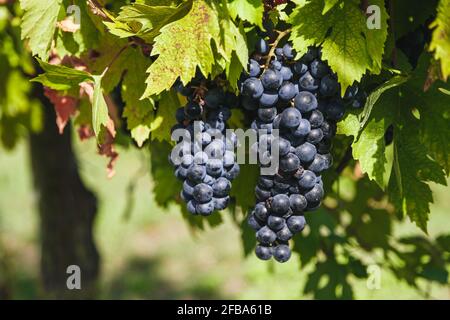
[0, 141, 449, 299]
[0, 1, 449, 300]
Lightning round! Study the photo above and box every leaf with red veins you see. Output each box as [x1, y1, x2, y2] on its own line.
[44, 88, 78, 134]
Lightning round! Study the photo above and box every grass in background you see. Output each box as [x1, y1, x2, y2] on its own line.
[0, 139, 449, 300]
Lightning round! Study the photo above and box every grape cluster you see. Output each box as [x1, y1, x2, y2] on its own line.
[242, 40, 366, 262]
[170, 78, 240, 216]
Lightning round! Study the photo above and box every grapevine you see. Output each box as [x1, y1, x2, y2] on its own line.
[1, 0, 449, 300]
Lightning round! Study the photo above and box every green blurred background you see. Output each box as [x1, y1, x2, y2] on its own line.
[0, 137, 448, 300]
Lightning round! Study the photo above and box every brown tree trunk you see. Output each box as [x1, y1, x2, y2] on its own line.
[29, 94, 100, 299]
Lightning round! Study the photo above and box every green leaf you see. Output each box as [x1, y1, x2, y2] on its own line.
[359, 75, 409, 128]
[429, 0, 450, 81]
[150, 90, 181, 142]
[338, 75, 409, 188]
[352, 105, 392, 188]
[92, 75, 111, 138]
[229, 0, 264, 29]
[20, 0, 63, 60]
[86, 36, 129, 93]
[121, 47, 155, 147]
[340, 55, 447, 231]
[142, 0, 219, 97]
[105, 1, 191, 43]
[31, 59, 93, 91]
[288, 0, 388, 95]
[389, 124, 442, 233]
[142, 0, 246, 97]
[55, 1, 101, 57]
[322, 0, 341, 14]
[409, 55, 450, 175]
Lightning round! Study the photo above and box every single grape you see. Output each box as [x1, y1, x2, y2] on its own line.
[256, 226, 277, 245]
[193, 183, 214, 203]
[277, 226, 293, 241]
[242, 78, 264, 99]
[261, 69, 283, 90]
[280, 108, 302, 129]
[280, 66, 293, 81]
[258, 107, 278, 123]
[289, 194, 308, 213]
[214, 196, 230, 210]
[248, 59, 261, 77]
[299, 72, 319, 91]
[280, 153, 301, 173]
[295, 142, 317, 163]
[306, 128, 324, 144]
[287, 215, 306, 233]
[196, 201, 215, 216]
[298, 170, 317, 190]
[259, 92, 279, 107]
[271, 194, 291, 215]
[255, 245, 273, 260]
[294, 91, 318, 113]
[282, 43, 295, 59]
[273, 244, 291, 263]
[279, 82, 297, 101]
[212, 177, 231, 197]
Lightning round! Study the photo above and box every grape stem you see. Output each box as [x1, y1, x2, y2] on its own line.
[264, 28, 292, 69]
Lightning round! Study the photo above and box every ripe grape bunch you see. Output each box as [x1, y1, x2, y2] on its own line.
[242, 38, 366, 263]
[170, 77, 240, 216]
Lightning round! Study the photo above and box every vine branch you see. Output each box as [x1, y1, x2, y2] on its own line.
[264, 28, 292, 68]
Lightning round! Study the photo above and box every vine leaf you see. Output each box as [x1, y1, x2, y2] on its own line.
[429, 0, 450, 81]
[228, 0, 264, 29]
[288, 0, 388, 95]
[358, 75, 409, 128]
[20, 0, 63, 60]
[31, 59, 93, 91]
[340, 55, 448, 230]
[104, 1, 191, 43]
[322, 0, 341, 14]
[92, 75, 112, 139]
[142, 0, 247, 98]
[121, 48, 155, 147]
[338, 75, 408, 188]
[150, 90, 181, 142]
[142, 0, 220, 97]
